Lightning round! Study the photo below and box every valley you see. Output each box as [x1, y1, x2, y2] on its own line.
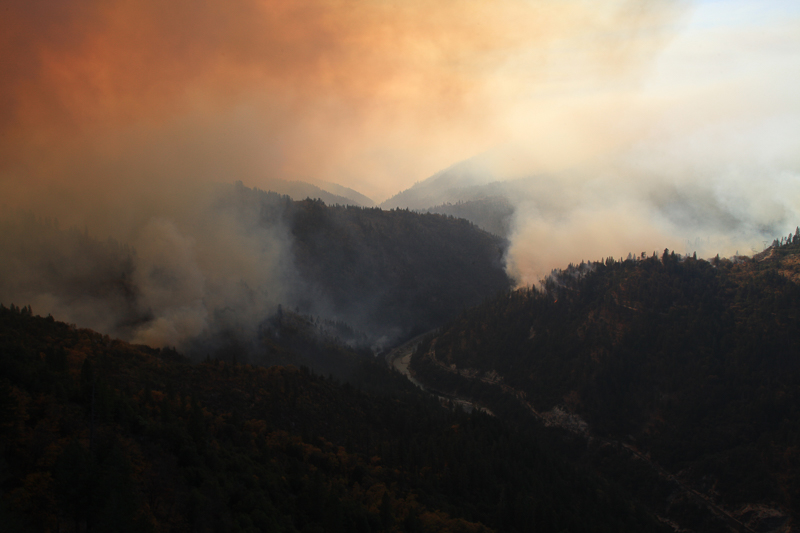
[3, 1, 799, 530]
[386, 333, 491, 416]
[4, 187, 800, 532]
[386, 333, 428, 391]
[396, 332, 773, 533]
[402, 243, 800, 533]
[0, 304, 672, 533]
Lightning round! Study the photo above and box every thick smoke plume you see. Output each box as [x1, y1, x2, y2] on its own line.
[0, 0, 686, 208]
[0, 185, 295, 349]
[401, 1, 800, 285]
[0, 0, 798, 333]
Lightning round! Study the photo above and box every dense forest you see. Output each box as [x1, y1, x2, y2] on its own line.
[6, 183, 798, 531]
[423, 198, 514, 239]
[0, 306, 669, 532]
[0, 183, 511, 362]
[282, 195, 510, 341]
[410, 237, 800, 532]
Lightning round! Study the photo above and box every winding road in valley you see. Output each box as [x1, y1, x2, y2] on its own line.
[385, 332, 489, 414]
[385, 332, 429, 389]
[385, 333, 766, 533]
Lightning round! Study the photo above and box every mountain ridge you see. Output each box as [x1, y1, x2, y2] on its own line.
[0, 184, 512, 365]
[0, 304, 669, 533]
[246, 177, 373, 206]
[408, 240, 800, 532]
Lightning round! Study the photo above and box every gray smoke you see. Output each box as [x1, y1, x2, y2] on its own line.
[0, 183, 297, 349]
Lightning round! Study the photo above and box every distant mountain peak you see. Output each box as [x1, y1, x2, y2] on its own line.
[248, 177, 374, 207]
[379, 156, 497, 210]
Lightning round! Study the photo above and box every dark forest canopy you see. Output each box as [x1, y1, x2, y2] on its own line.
[283, 196, 510, 342]
[0, 183, 511, 364]
[422, 197, 515, 239]
[0, 306, 667, 533]
[410, 238, 800, 531]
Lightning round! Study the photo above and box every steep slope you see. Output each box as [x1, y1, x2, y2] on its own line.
[304, 178, 376, 207]
[0, 307, 669, 533]
[379, 158, 497, 211]
[422, 197, 515, 238]
[283, 198, 510, 343]
[1, 183, 511, 363]
[410, 243, 800, 532]
[257, 177, 370, 206]
[377, 160, 530, 238]
[0, 211, 141, 334]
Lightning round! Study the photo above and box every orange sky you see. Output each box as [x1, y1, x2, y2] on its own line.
[1, 0, 799, 286]
[1, 0, 799, 341]
[0, 0, 688, 206]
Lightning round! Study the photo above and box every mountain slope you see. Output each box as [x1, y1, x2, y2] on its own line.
[1, 183, 511, 361]
[282, 198, 510, 343]
[377, 161, 526, 238]
[256, 177, 371, 206]
[410, 243, 800, 531]
[422, 197, 515, 238]
[379, 158, 497, 211]
[304, 178, 376, 207]
[0, 306, 669, 533]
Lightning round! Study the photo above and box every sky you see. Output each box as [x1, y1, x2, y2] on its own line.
[497, 0, 800, 283]
[1, 0, 799, 286]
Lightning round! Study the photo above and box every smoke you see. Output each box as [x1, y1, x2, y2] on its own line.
[499, 88, 800, 284]
[0, 0, 798, 331]
[0, 0, 689, 208]
[475, 1, 800, 285]
[0, 184, 296, 349]
[496, 129, 800, 285]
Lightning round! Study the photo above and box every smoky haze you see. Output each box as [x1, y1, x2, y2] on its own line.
[0, 0, 688, 208]
[494, 129, 800, 285]
[0, 0, 798, 334]
[0, 184, 297, 349]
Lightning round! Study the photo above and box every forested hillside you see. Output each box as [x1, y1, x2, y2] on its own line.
[0, 212, 141, 334]
[423, 198, 514, 238]
[0, 183, 511, 363]
[411, 239, 800, 531]
[0, 306, 667, 533]
[283, 197, 509, 340]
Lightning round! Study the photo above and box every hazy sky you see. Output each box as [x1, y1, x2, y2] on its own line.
[0, 1, 783, 196]
[495, 0, 800, 283]
[1, 0, 799, 279]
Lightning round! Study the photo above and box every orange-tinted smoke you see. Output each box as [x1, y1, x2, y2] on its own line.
[0, 0, 684, 207]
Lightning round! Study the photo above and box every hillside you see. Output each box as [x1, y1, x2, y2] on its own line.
[282, 198, 510, 343]
[376, 162, 540, 239]
[253, 177, 371, 207]
[377, 161, 518, 238]
[0, 183, 511, 364]
[423, 198, 514, 238]
[0, 211, 141, 335]
[0, 306, 669, 533]
[379, 159, 497, 211]
[303, 178, 376, 208]
[410, 241, 800, 532]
